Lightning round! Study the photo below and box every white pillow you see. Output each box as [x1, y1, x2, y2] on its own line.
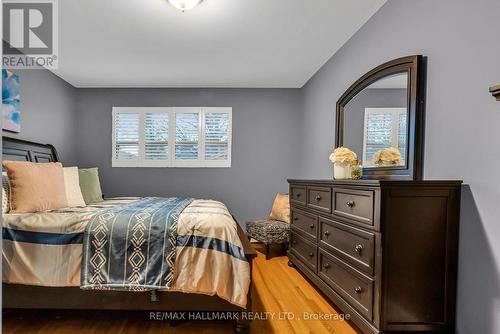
[2, 172, 10, 213]
[63, 167, 86, 207]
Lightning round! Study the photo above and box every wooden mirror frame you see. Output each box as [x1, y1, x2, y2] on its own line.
[335, 55, 427, 180]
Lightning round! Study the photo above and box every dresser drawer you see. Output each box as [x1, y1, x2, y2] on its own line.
[291, 209, 318, 240]
[319, 218, 375, 275]
[307, 186, 332, 213]
[319, 250, 374, 321]
[290, 232, 317, 272]
[333, 188, 374, 227]
[290, 185, 306, 206]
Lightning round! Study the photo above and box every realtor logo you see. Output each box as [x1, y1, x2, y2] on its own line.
[2, 0, 58, 69]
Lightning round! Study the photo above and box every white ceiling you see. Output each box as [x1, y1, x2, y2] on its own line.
[53, 0, 386, 88]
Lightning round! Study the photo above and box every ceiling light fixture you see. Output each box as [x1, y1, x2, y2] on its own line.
[167, 0, 203, 12]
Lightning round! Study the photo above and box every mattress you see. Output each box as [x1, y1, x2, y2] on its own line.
[2, 197, 250, 307]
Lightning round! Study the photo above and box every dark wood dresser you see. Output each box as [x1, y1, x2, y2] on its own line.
[287, 179, 462, 334]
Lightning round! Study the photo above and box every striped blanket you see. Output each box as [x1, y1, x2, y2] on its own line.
[3, 198, 250, 307]
[81, 197, 193, 290]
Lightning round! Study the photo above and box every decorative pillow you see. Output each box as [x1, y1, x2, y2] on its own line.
[2, 172, 10, 214]
[2, 161, 68, 213]
[78, 168, 103, 204]
[268, 193, 290, 224]
[63, 167, 86, 207]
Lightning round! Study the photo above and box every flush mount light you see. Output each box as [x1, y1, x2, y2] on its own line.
[167, 0, 203, 11]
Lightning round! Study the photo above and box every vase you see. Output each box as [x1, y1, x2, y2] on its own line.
[333, 162, 352, 180]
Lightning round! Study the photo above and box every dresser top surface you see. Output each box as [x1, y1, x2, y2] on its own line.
[287, 179, 463, 188]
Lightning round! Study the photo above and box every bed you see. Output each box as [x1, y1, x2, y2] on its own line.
[1, 136, 256, 334]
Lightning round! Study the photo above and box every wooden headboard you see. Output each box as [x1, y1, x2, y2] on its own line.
[2, 136, 59, 163]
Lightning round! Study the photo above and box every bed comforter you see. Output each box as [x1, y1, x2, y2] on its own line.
[2, 198, 250, 307]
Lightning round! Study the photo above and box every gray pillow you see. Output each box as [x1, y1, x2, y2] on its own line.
[78, 168, 103, 204]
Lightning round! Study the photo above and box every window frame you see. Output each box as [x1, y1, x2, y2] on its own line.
[112, 107, 232, 168]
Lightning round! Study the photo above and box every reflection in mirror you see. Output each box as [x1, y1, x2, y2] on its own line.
[343, 72, 408, 168]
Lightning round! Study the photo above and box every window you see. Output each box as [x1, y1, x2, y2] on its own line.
[112, 107, 232, 167]
[362, 108, 407, 166]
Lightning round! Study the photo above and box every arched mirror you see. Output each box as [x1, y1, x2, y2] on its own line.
[335, 55, 426, 180]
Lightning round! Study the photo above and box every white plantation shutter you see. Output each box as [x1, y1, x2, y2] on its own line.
[203, 108, 231, 167]
[362, 108, 407, 166]
[364, 113, 393, 163]
[398, 113, 407, 162]
[145, 112, 169, 162]
[113, 111, 140, 166]
[112, 107, 231, 167]
[174, 110, 200, 163]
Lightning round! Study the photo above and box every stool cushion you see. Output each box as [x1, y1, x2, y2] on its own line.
[246, 219, 290, 244]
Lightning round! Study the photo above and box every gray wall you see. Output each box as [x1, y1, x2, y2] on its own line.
[2, 70, 78, 165]
[75, 88, 302, 224]
[299, 0, 500, 333]
[343, 88, 407, 158]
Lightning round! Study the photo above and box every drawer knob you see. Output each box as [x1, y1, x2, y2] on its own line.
[323, 263, 330, 269]
[296, 193, 302, 198]
[309, 224, 315, 229]
[292, 240, 297, 245]
[293, 217, 298, 221]
[315, 195, 322, 201]
[346, 201, 355, 208]
[324, 231, 330, 237]
[354, 286, 363, 294]
[308, 252, 314, 257]
[355, 244, 363, 253]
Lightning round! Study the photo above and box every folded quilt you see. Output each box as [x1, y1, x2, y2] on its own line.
[81, 197, 193, 290]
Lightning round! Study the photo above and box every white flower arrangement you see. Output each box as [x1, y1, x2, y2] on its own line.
[329, 147, 357, 165]
[330, 147, 357, 180]
[373, 147, 402, 165]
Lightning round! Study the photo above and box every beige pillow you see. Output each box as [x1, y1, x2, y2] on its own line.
[63, 167, 86, 207]
[269, 193, 290, 223]
[2, 161, 68, 213]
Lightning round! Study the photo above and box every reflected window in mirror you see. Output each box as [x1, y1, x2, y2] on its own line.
[363, 108, 407, 166]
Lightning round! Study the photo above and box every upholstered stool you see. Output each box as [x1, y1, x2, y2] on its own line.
[246, 219, 290, 260]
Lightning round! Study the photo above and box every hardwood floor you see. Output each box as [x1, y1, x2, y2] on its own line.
[251, 244, 359, 334]
[3, 244, 359, 334]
